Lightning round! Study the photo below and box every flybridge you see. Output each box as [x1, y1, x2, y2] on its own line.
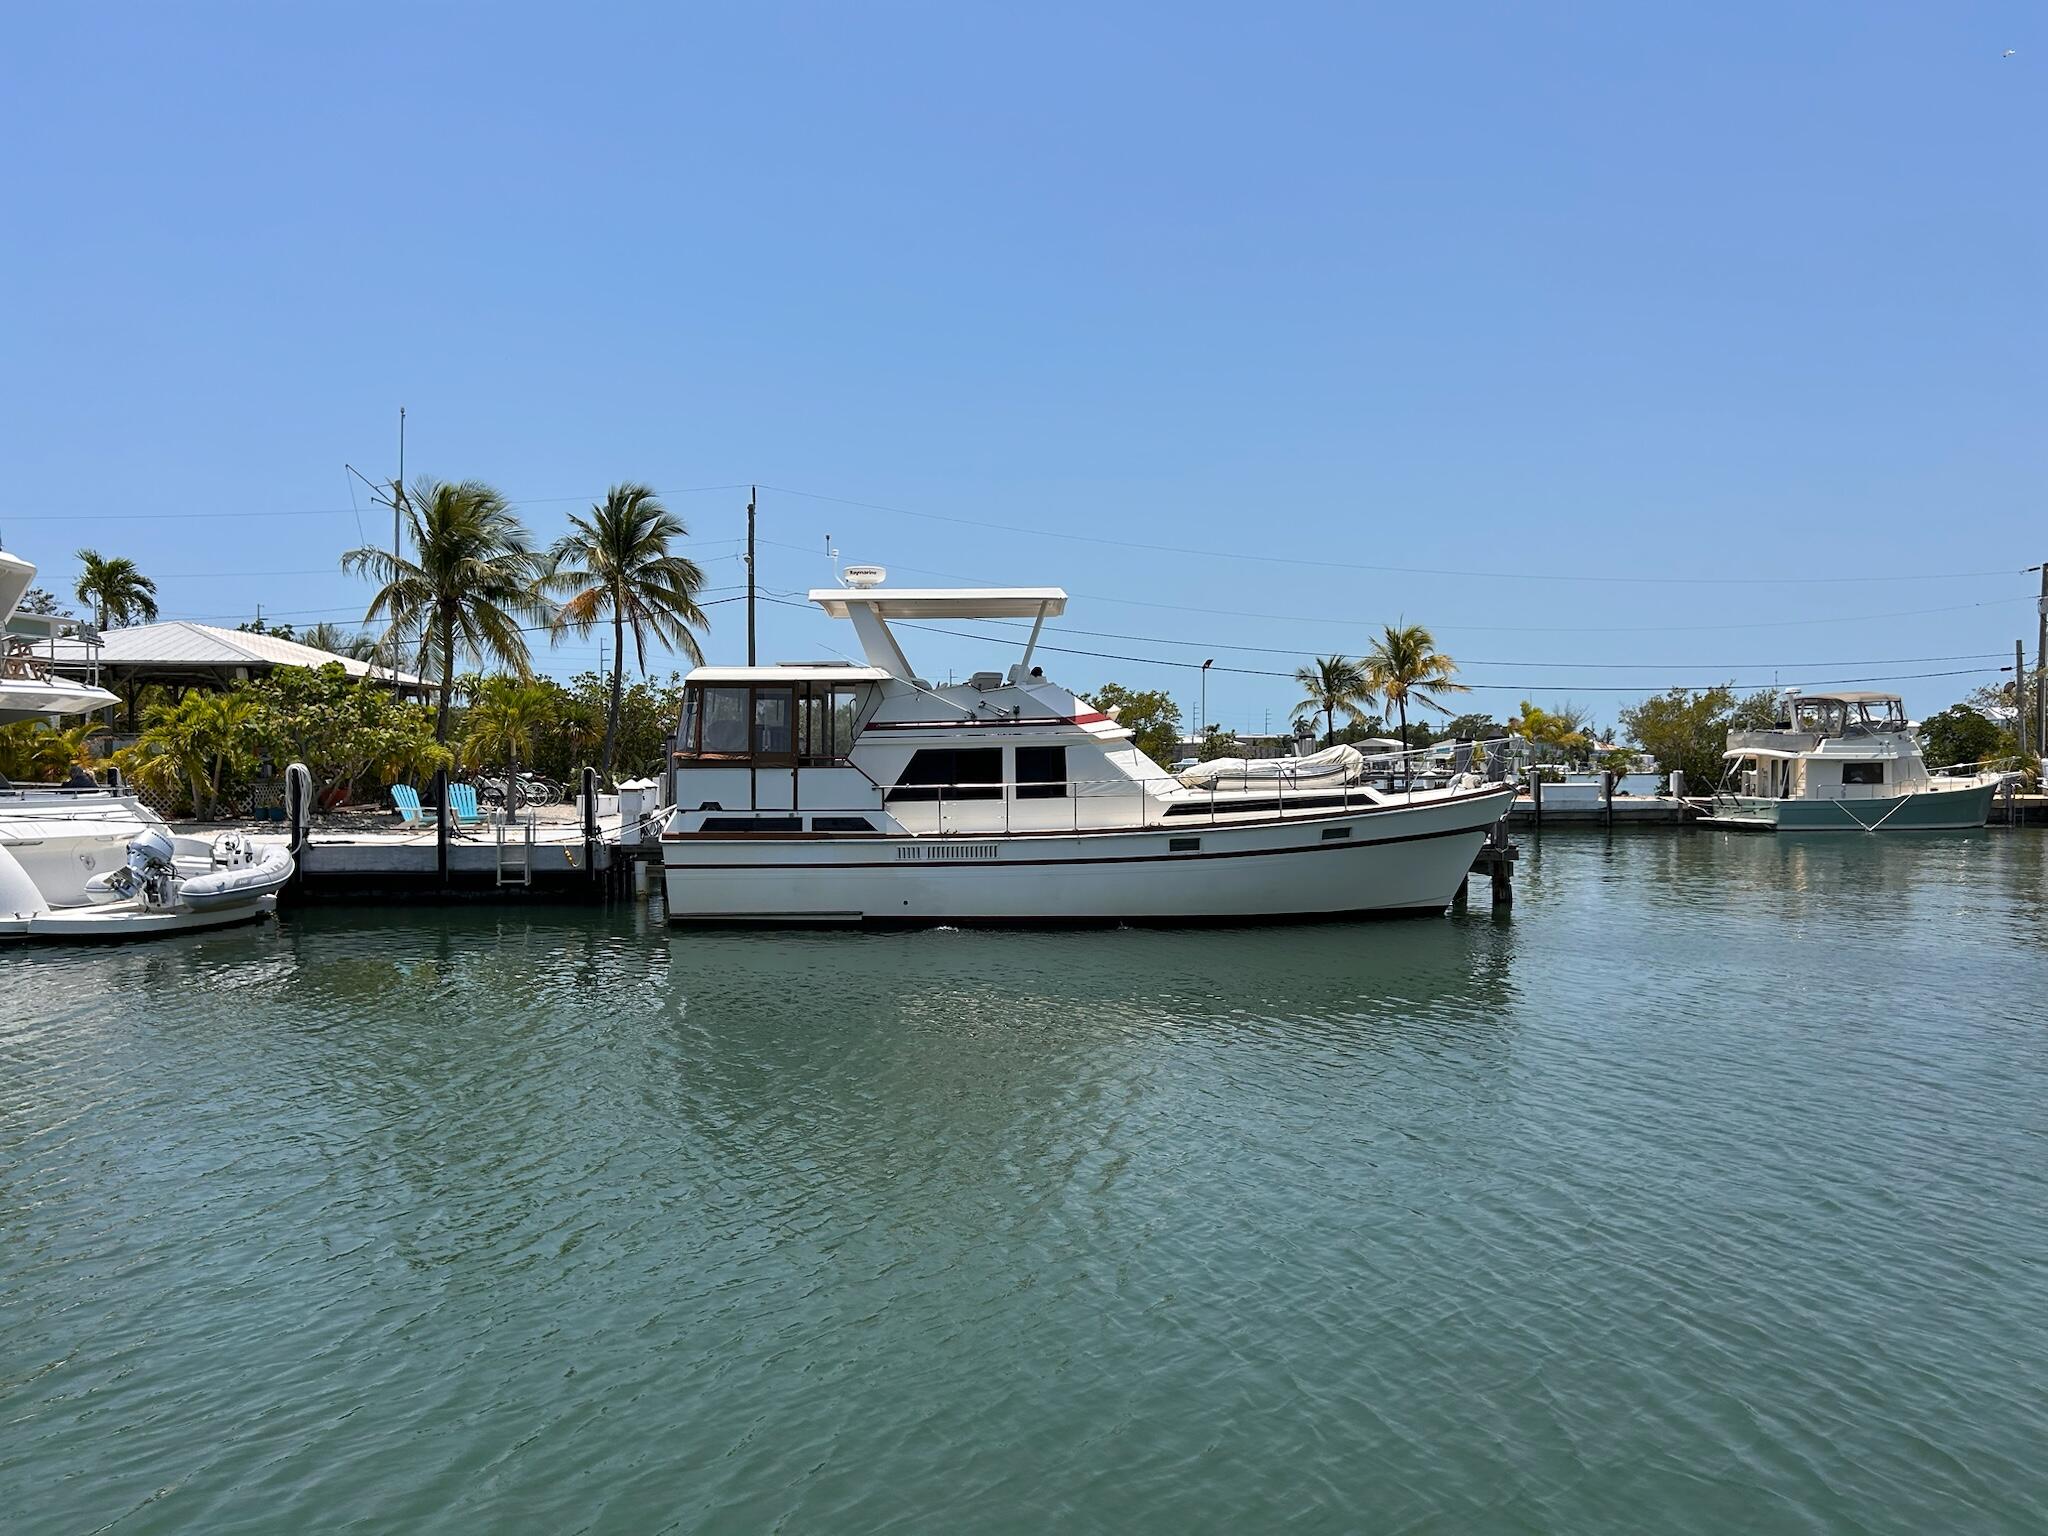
[806, 585, 1069, 681]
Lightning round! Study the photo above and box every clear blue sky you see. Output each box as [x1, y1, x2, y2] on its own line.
[3, 4, 2040, 736]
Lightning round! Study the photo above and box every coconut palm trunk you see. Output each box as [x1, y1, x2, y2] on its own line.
[545, 483, 709, 786]
[437, 616, 457, 745]
[604, 604, 626, 776]
[341, 479, 543, 751]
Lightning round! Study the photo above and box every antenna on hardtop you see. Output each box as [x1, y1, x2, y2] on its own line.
[826, 532, 841, 586]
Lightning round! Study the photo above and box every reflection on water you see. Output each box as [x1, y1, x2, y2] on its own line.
[4, 831, 2048, 1534]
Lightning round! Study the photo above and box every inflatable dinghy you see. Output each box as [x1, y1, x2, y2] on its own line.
[1, 827, 293, 940]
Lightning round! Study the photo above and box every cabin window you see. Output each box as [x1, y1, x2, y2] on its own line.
[699, 687, 750, 756]
[886, 747, 1003, 802]
[811, 815, 877, 832]
[680, 681, 867, 765]
[1322, 826, 1351, 840]
[1015, 745, 1068, 800]
[700, 815, 803, 832]
[753, 687, 796, 762]
[1169, 836, 1200, 852]
[798, 684, 865, 765]
[1842, 762, 1885, 786]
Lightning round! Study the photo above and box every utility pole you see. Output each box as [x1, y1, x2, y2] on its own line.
[746, 486, 758, 666]
[392, 407, 407, 697]
[2036, 563, 2046, 766]
[2018, 640, 2028, 759]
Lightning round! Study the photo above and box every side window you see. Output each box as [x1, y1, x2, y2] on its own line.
[700, 688, 750, 756]
[833, 686, 865, 755]
[753, 688, 795, 760]
[1842, 762, 1885, 786]
[886, 747, 1003, 802]
[1015, 745, 1068, 799]
[799, 690, 828, 763]
[679, 689, 701, 755]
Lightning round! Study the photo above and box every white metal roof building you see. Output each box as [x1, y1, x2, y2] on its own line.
[45, 621, 434, 697]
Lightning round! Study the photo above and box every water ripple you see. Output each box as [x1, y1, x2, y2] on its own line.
[3, 833, 2047, 1532]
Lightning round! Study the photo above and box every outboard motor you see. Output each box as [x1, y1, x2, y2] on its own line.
[82, 826, 180, 908]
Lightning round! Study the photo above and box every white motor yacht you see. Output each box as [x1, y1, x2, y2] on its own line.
[0, 550, 292, 937]
[1700, 690, 2004, 832]
[660, 573, 1515, 924]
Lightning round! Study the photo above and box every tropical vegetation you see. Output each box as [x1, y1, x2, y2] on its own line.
[1920, 704, 2013, 770]
[543, 484, 709, 777]
[0, 720, 103, 782]
[121, 690, 264, 819]
[1364, 622, 1467, 780]
[1509, 700, 1592, 763]
[1080, 683, 1182, 765]
[73, 549, 159, 629]
[1292, 655, 1374, 747]
[342, 478, 545, 742]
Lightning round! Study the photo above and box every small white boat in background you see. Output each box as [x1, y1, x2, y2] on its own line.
[0, 548, 294, 939]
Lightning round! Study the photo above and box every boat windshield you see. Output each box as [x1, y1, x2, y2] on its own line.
[677, 680, 869, 766]
[1790, 697, 1906, 737]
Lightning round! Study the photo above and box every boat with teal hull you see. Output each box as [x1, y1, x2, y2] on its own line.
[1700, 690, 2005, 833]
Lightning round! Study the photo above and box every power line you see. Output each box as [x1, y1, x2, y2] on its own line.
[757, 596, 2005, 694]
[756, 542, 2038, 637]
[918, 613, 2011, 670]
[753, 482, 2026, 588]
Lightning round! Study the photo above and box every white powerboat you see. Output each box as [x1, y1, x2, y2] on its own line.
[1700, 690, 2004, 832]
[660, 571, 1514, 924]
[0, 550, 293, 938]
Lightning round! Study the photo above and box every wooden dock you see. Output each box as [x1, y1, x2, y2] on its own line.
[223, 766, 665, 905]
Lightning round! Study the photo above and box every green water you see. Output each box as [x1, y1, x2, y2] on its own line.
[4, 830, 2046, 1534]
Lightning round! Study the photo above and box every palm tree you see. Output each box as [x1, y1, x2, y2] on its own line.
[341, 479, 545, 743]
[1364, 621, 1469, 785]
[0, 720, 103, 782]
[122, 691, 255, 817]
[73, 550, 159, 630]
[299, 621, 383, 662]
[460, 676, 556, 791]
[1291, 654, 1375, 748]
[543, 484, 709, 779]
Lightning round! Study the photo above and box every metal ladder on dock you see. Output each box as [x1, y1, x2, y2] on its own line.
[495, 814, 535, 888]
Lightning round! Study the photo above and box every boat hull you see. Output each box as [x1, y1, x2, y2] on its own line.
[0, 894, 277, 940]
[1699, 780, 1997, 832]
[662, 787, 1514, 925]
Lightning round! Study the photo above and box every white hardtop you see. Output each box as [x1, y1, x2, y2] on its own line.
[687, 664, 892, 683]
[809, 587, 1067, 620]
[1791, 690, 1903, 706]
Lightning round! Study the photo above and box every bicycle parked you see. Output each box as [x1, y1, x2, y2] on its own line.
[474, 771, 564, 810]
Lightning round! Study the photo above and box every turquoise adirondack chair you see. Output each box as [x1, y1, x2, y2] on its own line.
[390, 783, 437, 826]
[445, 782, 486, 829]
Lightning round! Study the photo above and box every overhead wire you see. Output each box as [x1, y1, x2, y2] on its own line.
[754, 595, 2007, 694]
[752, 482, 2027, 587]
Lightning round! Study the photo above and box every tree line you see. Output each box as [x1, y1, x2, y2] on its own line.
[29, 481, 712, 791]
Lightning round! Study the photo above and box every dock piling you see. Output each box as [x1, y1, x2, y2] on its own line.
[434, 766, 450, 889]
